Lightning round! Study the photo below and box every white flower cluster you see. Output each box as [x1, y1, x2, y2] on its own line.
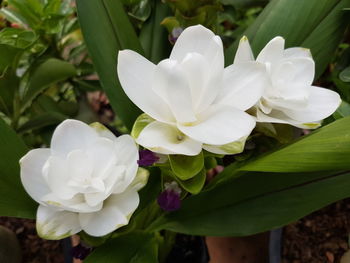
[118, 25, 340, 156]
[20, 25, 340, 240]
[20, 120, 148, 239]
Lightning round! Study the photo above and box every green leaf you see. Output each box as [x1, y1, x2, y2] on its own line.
[174, 168, 206, 194]
[0, 44, 21, 73]
[76, 0, 144, 130]
[6, 0, 41, 27]
[225, 0, 350, 78]
[0, 117, 36, 218]
[240, 116, 350, 173]
[21, 58, 76, 109]
[340, 66, 350, 82]
[136, 167, 161, 214]
[169, 152, 204, 180]
[220, 0, 268, 8]
[0, 71, 19, 115]
[0, 28, 37, 49]
[139, 0, 172, 63]
[17, 112, 67, 133]
[333, 101, 350, 119]
[131, 113, 155, 139]
[85, 232, 158, 263]
[149, 170, 350, 236]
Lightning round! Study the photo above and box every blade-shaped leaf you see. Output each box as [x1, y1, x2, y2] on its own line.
[139, 0, 172, 64]
[225, 0, 350, 78]
[149, 169, 350, 236]
[0, 117, 36, 218]
[240, 116, 350, 173]
[84, 232, 158, 263]
[76, 0, 144, 130]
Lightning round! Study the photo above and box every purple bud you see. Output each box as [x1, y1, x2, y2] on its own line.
[157, 182, 181, 211]
[169, 27, 183, 44]
[138, 149, 159, 167]
[71, 243, 93, 260]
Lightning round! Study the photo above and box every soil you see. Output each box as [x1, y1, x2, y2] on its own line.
[0, 217, 64, 263]
[282, 198, 350, 263]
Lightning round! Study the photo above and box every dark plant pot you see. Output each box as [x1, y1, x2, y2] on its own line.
[62, 238, 73, 263]
[269, 229, 282, 263]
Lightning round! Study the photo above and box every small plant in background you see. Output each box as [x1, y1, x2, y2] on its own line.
[0, 0, 101, 148]
[1, 0, 350, 262]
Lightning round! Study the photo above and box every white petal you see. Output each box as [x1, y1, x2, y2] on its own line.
[256, 108, 321, 129]
[272, 57, 315, 88]
[113, 135, 139, 193]
[153, 59, 196, 123]
[180, 52, 221, 113]
[283, 86, 341, 122]
[114, 135, 138, 166]
[36, 205, 81, 240]
[284, 47, 312, 59]
[257, 36, 285, 65]
[117, 50, 174, 122]
[170, 25, 224, 70]
[137, 121, 202, 156]
[234, 36, 254, 64]
[256, 108, 291, 124]
[86, 137, 116, 178]
[44, 156, 76, 200]
[51, 119, 98, 156]
[20, 148, 51, 204]
[79, 190, 139, 237]
[215, 62, 267, 111]
[178, 105, 256, 145]
[67, 150, 94, 183]
[41, 193, 103, 213]
[89, 122, 117, 141]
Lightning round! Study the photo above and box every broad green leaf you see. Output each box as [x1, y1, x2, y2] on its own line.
[169, 152, 204, 180]
[76, 0, 144, 130]
[149, 170, 350, 236]
[0, 117, 36, 218]
[139, 0, 172, 63]
[240, 116, 350, 173]
[225, 0, 350, 78]
[21, 58, 76, 110]
[85, 232, 158, 263]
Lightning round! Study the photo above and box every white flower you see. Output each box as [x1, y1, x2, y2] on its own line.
[117, 25, 267, 156]
[20, 120, 147, 239]
[234, 36, 341, 128]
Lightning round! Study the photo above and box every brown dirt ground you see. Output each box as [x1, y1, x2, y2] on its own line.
[282, 198, 350, 263]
